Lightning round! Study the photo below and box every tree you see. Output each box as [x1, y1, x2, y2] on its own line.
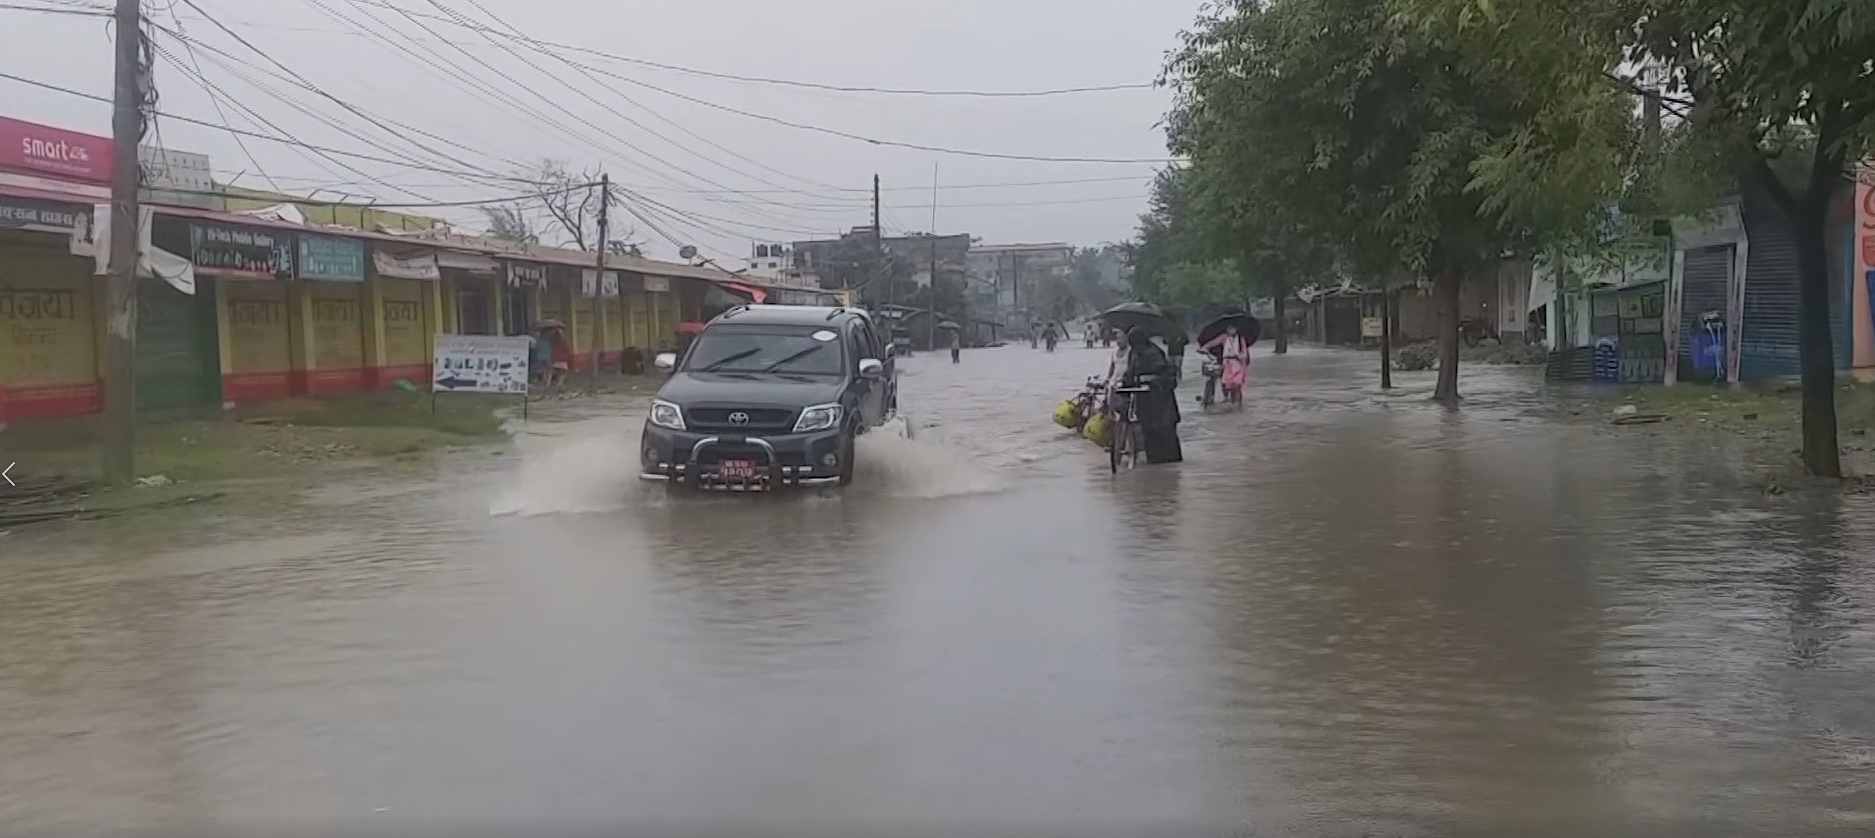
[1396, 0, 1875, 477]
[1164, 0, 1630, 401]
[479, 204, 536, 243]
[521, 159, 643, 253]
[1068, 246, 1128, 314]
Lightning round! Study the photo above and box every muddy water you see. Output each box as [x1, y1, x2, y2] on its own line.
[3, 345, 1873, 835]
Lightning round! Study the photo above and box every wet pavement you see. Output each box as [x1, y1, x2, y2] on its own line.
[3, 344, 1873, 836]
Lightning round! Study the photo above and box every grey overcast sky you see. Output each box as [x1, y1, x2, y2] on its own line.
[3, 0, 1198, 262]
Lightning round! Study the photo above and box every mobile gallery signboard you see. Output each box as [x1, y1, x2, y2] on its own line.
[189, 221, 293, 279]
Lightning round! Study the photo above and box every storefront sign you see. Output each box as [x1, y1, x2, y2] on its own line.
[506, 261, 546, 288]
[582, 268, 620, 298]
[297, 234, 366, 281]
[0, 193, 87, 232]
[372, 247, 441, 280]
[190, 222, 292, 279]
[642, 274, 670, 293]
[138, 146, 213, 193]
[0, 117, 111, 184]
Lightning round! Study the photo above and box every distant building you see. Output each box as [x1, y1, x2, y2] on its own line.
[968, 242, 1072, 327]
[790, 227, 972, 293]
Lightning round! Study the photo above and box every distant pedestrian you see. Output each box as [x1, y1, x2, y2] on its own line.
[541, 324, 571, 392]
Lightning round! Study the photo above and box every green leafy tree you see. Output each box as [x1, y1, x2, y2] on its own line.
[1164, 0, 1630, 401]
[1396, 0, 1875, 476]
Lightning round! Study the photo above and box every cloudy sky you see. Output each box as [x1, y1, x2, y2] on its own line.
[4, 0, 1198, 262]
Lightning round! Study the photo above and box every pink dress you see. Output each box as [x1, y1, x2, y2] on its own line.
[1203, 333, 1249, 390]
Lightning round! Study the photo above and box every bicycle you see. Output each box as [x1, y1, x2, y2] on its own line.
[1108, 383, 1150, 473]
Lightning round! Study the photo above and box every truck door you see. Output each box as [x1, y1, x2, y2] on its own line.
[848, 324, 884, 427]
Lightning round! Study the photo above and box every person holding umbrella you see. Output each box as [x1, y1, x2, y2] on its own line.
[937, 320, 962, 364]
[1197, 313, 1260, 408]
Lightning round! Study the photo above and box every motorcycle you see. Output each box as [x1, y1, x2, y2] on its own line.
[1458, 316, 1500, 348]
[1044, 332, 1058, 352]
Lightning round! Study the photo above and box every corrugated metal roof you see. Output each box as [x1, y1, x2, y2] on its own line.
[147, 202, 745, 285]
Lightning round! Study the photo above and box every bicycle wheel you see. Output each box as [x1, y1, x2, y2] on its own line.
[1126, 423, 1144, 469]
[1108, 419, 1123, 474]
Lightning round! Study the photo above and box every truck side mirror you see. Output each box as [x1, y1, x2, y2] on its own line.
[654, 352, 676, 374]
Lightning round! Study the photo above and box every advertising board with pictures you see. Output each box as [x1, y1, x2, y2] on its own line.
[432, 334, 531, 395]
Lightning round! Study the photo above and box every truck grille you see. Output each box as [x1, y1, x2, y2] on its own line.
[687, 407, 795, 432]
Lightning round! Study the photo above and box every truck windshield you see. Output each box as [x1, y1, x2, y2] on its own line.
[684, 327, 846, 376]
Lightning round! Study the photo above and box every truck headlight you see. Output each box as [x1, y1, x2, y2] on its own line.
[649, 399, 685, 431]
[793, 403, 842, 433]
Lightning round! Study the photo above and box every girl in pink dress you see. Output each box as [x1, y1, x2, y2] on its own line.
[1201, 324, 1249, 405]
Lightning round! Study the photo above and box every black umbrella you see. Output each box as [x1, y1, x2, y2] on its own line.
[1098, 301, 1182, 338]
[1197, 312, 1261, 353]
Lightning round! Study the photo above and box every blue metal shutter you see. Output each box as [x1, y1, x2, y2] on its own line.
[1739, 188, 1803, 379]
[1679, 245, 1733, 379]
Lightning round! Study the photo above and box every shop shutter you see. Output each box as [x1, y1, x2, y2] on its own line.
[1740, 189, 1802, 379]
[1678, 245, 1733, 379]
[136, 277, 221, 410]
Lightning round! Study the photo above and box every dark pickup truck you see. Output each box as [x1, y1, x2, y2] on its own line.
[639, 305, 898, 491]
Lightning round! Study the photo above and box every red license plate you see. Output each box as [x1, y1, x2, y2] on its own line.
[720, 458, 757, 480]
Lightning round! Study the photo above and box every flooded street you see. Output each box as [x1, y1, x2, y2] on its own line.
[4, 344, 1873, 836]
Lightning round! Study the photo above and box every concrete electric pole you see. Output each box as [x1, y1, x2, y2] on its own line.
[103, 0, 147, 485]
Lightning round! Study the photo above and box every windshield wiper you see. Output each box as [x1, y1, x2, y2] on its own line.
[699, 348, 761, 372]
[760, 344, 827, 373]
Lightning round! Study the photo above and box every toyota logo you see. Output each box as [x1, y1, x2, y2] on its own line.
[728, 411, 750, 426]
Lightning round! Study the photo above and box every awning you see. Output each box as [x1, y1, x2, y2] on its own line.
[717, 280, 767, 303]
[76, 204, 195, 294]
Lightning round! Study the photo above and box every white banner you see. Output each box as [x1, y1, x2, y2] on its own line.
[436, 250, 499, 274]
[582, 268, 621, 298]
[432, 334, 531, 395]
[642, 274, 670, 293]
[373, 249, 441, 281]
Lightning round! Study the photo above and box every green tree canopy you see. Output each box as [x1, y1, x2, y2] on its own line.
[1395, 0, 1875, 475]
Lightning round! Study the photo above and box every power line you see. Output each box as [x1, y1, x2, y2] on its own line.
[150, 40, 444, 203]
[159, 180, 596, 209]
[151, 20, 534, 184]
[280, 1, 1174, 165]
[171, 0, 520, 190]
[0, 70, 550, 183]
[164, 5, 280, 192]
[887, 193, 1148, 209]
[0, 2, 105, 16]
[343, 0, 1152, 99]
[331, 0, 848, 229]
[546, 59, 1177, 165]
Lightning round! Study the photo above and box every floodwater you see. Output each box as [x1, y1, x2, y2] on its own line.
[3, 344, 1873, 836]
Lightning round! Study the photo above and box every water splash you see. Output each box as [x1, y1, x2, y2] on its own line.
[489, 412, 1000, 515]
[488, 421, 646, 517]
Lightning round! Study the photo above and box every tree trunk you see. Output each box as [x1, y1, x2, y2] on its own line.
[1432, 265, 1462, 404]
[1794, 196, 1843, 477]
[1380, 288, 1394, 390]
[1273, 292, 1289, 355]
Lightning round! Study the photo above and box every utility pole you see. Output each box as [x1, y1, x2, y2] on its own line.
[872, 174, 884, 306]
[102, 0, 146, 485]
[590, 174, 609, 393]
[928, 163, 939, 345]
